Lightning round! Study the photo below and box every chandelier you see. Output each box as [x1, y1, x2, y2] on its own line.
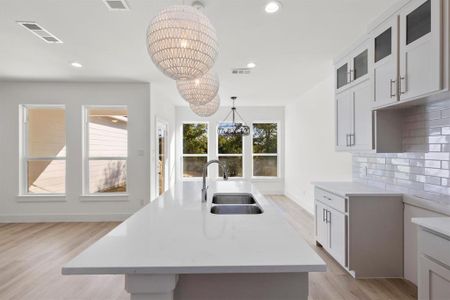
[177, 71, 219, 105]
[190, 95, 220, 117]
[146, 5, 219, 80]
[217, 97, 250, 136]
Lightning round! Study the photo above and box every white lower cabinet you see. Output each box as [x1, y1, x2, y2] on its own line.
[417, 227, 450, 300]
[314, 185, 403, 278]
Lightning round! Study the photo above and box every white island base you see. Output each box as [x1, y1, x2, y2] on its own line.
[125, 273, 308, 300]
[63, 181, 324, 300]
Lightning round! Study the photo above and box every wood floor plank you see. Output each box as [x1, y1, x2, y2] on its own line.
[0, 196, 417, 300]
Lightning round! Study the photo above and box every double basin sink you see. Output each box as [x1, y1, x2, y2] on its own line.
[210, 193, 263, 215]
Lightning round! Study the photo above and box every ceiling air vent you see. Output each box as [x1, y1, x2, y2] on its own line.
[103, 0, 130, 10]
[232, 68, 252, 75]
[17, 21, 63, 44]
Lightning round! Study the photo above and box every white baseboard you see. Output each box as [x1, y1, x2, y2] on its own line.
[284, 192, 314, 215]
[0, 213, 131, 223]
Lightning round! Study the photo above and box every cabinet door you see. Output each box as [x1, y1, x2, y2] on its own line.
[418, 255, 450, 300]
[352, 81, 373, 150]
[315, 201, 328, 247]
[336, 61, 349, 92]
[336, 91, 352, 150]
[399, 0, 442, 101]
[328, 207, 347, 267]
[372, 17, 399, 108]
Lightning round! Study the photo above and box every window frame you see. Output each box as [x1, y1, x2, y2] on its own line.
[251, 121, 280, 179]
[181, 121, 209, 181]
[20, 104, 67, 196]
[216, 123, 245, 179]
[82, 105, 128, 196]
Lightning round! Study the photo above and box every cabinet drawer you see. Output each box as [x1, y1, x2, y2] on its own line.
[419, 229, 450, 267]
[315, 187, 347, 213]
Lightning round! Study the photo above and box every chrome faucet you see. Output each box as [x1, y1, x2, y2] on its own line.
[202, 160, 229, 202]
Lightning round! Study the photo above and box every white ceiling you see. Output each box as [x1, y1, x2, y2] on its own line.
[0, 0, 397, 106]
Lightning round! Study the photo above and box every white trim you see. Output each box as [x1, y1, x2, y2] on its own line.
[0, 213, 131, 223]
[251, 121, 280, 179]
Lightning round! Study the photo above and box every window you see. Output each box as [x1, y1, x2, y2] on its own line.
[84, 106, 128, 194]
[217, 123, 243, 177]
[252, 123, 278, 177]
[21, 105, 66, 194]
[182, 123, 208, 178]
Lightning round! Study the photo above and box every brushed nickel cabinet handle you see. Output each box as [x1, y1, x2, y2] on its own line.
[390, 79, 396, 97]
[400, 76, 407, 94]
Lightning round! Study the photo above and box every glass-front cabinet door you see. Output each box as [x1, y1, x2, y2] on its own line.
[353, 49, 368, 81]
[371, 16, 399, 108]
[399, 0, 442, 101]
[336, 62, 349, 91]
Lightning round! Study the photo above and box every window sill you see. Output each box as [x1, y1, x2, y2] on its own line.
[251, 177, 282, 181]
[80, 194, 129, 202]
[16, 194, 67, 203]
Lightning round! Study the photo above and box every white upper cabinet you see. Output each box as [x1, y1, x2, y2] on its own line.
[335, 41, 370, 94]
[336, 80, 373, 152]
[399, 0, 442, 101]
[371, 16, 400, 108]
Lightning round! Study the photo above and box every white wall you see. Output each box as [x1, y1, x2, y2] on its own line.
[175, 106, 285, 194]
[285, 73, 352, 214]
[0, 82, 152, 222]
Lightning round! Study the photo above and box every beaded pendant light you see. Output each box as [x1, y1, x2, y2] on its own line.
[177, 71, 219, 105]
[190, 95, 220, 117]
[146, 4, 219, 80]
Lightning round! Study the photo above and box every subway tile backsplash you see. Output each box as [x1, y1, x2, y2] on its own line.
[353, 100, 450, 207]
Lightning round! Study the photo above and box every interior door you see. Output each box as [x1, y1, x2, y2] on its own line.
[328, 207, 347, 267]
[399, 0, 442, 101]
[156, 120, 169, 196]
[372, 16, 399, 107]
[352, 81, 373, 150]
[315, 201, 328, 248]
[336, 90, 352, 150]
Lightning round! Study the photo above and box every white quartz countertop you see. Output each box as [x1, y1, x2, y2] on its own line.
[412, 217, 450, 238]
[63, 181, 326, 275]
[313, 181, 403, 198]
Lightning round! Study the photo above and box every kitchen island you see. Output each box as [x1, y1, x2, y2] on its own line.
[63, 181, 326, 300]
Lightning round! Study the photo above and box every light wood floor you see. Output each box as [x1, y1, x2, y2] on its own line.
[0, 196, 417, 300]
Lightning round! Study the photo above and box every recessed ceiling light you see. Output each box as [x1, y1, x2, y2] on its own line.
[71, 62, 83, 68]
[265, 1, 281, 14]
[247, 62, 256, 69]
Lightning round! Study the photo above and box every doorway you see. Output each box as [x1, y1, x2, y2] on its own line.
[155, 118, 169, 196]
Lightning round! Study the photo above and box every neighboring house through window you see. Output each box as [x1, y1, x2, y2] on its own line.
[21, 105, 66, 194]
[84, 106, 128, 194]
[182, 122, 208, 178]
[252, 122, 279, 177]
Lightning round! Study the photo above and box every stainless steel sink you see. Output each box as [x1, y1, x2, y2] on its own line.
[210, 205, 263, 215]
[212, 193, 256, 205]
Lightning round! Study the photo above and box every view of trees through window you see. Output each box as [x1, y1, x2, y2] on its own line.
[218, 128, 243, 177]
[253, 123, 278, 177]
[183, 123, 208, 177]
